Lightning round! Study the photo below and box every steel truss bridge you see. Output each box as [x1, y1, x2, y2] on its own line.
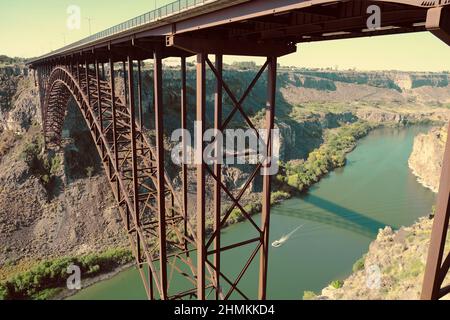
[28, 0, 450, 300]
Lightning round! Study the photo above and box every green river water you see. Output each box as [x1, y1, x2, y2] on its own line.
[69, 125, 436, 300]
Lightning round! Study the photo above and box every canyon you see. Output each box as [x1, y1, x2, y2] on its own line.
[1, 57, 450, 298]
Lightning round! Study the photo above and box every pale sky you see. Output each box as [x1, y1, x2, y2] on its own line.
[1, 0, 450, 71]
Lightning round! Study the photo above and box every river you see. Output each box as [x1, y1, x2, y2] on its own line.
[69, 125, 436, 300]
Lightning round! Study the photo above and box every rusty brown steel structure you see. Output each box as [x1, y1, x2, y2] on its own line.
[29, 0, 450, 300]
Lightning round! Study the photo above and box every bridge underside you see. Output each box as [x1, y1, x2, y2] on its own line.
[29, 0, 450, 300]
[31, 0, 450, 64]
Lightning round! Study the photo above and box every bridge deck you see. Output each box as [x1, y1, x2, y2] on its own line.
[29, 0, 449, 65]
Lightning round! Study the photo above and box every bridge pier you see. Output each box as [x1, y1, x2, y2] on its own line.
[196, 52, 207, 300]
[154, 49, 169, 300]
[422, 123, 450, 300]
[259, 56, 277, 301]
[213, 54, 223, 301]
[188, 47, 285, 299]
[421, 6, 450, 301]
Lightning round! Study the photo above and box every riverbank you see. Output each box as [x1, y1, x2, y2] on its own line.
[275, 121, 374, 195]
[0, 248, 133, 300]
[314, 215, 450, 300]
[408, 126, 447, 193]
[53, 262, 134, 300]
[208, 121, 376, 229]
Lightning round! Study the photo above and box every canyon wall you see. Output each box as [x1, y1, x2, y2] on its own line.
[2, 62, 450, 277]
[409, 126, 447, 193]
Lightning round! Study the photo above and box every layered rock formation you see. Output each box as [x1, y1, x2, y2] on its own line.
[409, 126, 447, 193]
[0, 66, 127, 274]
[317, 217, 450, 300]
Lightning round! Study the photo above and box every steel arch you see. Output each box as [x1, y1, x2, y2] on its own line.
[42, 65, 203, 300]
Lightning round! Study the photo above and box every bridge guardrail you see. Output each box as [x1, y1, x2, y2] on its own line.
[38, 0, 218, 60]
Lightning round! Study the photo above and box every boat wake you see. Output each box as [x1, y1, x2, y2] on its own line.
[271, 225, 304, 248]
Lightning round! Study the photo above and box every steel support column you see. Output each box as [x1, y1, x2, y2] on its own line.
[137, 60, 143, 129]
[181, 56, 188, 252]
[95, 59, 103, 132]
[214, 54, 223, 300]
[109, 58, 121, 205]
[123, 60, 128, 106]
[76, 63, 80, 86]
[259, 56, 277, 300]
[137, 60, 145, 156]
[427, 7, 450, 46]
[85, 61, 91, 106]
[196, 52, 207, 300]
[422, 6, 450, 301]
[154, 49, 168, 300]
[421, 122, 450, 300]
[36, 70, 45, 134]
[201, 56, 272, 300]
[127, 55, 141, 263]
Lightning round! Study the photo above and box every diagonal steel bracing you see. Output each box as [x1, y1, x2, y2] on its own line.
[36, 46, 278, 300]
[194, 53, 278, 300]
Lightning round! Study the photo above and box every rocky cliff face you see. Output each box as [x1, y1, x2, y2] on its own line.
[2, 62, 450, 278]
[277, 112, 358, 160]
[280, 69, 450, 105]
[286, 69, 450, 93]
[317, 217, 450, 300]
[0, 67, 34, 133]
[0, 146, 126, 266]
[356, 109, 449, 126]
[0, 67, 127, 271]
[408, 126, 447, 193]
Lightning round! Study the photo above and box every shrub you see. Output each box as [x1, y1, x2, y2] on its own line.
[88, 265, 100, 275]
[32, 288, 62, 301]
[287, 174, 301, 189]
[21, 139, 42, 167]
[430, 205, 436, 218]
[275, 174, 286, 184]
[228, 208, 243, 224]
[271, 191, 291, 204]
[63, 131, 99, 179]
[244, 203, 261, 215]
[0, 130, 17, 158]
[352, 255, 366, 273]
[0, 284, 6, 300]
[41, 174, 50, 185]
[85, 166, 95, 178]
[227, 202, 262, 225]
[19, 133, 62, 190]
[278, 121, 372, 193]
[50, 155, 62, 175]
[0, 248, 133, 300]
[303, 291, 317, 300]
[231, 61, 257, 70]
[330, 280, 344, 289]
